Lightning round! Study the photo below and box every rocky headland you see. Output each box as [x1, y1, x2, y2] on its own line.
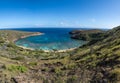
[69, 29, 105, 41]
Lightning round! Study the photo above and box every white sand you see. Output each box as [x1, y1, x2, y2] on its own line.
[17, 45, 77, 53]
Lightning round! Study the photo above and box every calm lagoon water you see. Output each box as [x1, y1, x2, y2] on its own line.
[14, 28, 87, 50]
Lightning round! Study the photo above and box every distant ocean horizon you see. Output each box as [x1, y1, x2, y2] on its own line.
[1, 27, 105, 50]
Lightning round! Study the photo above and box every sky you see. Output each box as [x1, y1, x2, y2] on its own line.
[0, 0, 120, 29]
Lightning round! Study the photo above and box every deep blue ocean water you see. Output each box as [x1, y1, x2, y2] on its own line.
[12, 28, 88, 50]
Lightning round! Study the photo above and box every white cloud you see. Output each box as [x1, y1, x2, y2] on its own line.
[59, 21, 69, 27]
[60, 22, 64, 25]
[34, 24, 43, 27]
[91, 18, 96, 22]
[59, 21, 82, 27]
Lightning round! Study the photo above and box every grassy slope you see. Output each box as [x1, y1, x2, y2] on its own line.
[0, 30, 71, 82]
[36, 26, 120, 83]
[0, 27, 119, 83]
[0, 30, 41, 42]
[70, 26, 120, 82]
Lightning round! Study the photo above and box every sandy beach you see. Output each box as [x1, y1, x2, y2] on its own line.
[16, 45, 77, 53]
[14, 31, 78, 52]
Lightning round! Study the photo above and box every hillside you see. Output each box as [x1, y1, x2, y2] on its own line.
[0, 30, 42, 43]
[0, 26, 119, 83]
[69, 29, 105, 41]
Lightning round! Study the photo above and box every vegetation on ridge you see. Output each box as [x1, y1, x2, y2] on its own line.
[0, 26, 119, 83]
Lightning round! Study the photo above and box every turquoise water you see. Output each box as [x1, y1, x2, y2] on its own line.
[15, 28, 86, 50]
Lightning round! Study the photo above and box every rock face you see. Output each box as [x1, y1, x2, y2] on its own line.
[69, 29, 105, 41]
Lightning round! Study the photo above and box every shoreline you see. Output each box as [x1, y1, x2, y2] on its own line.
[13, 32, 44, 42]
[14, 31, 77, 52]
[16, 45, 77, 52]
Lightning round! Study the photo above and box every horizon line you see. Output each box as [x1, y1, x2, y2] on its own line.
[0, 26, 110, 29]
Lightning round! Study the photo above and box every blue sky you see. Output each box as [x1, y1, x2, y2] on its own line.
[0, 0, 120, 29]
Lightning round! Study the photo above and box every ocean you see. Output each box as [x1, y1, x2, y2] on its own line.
[12, 28, 88, 50]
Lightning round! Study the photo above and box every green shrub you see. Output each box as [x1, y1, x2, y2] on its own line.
[7, 65, 28, 73]
[7, 43, 17, 48]
[110, 68, 120, 82]
[12, 56, 24, 60]
[66, 76, 77, 83]
[29, 62, 37, 66]
[55, 67, 63, 76]
[66, 63, 77, 69]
